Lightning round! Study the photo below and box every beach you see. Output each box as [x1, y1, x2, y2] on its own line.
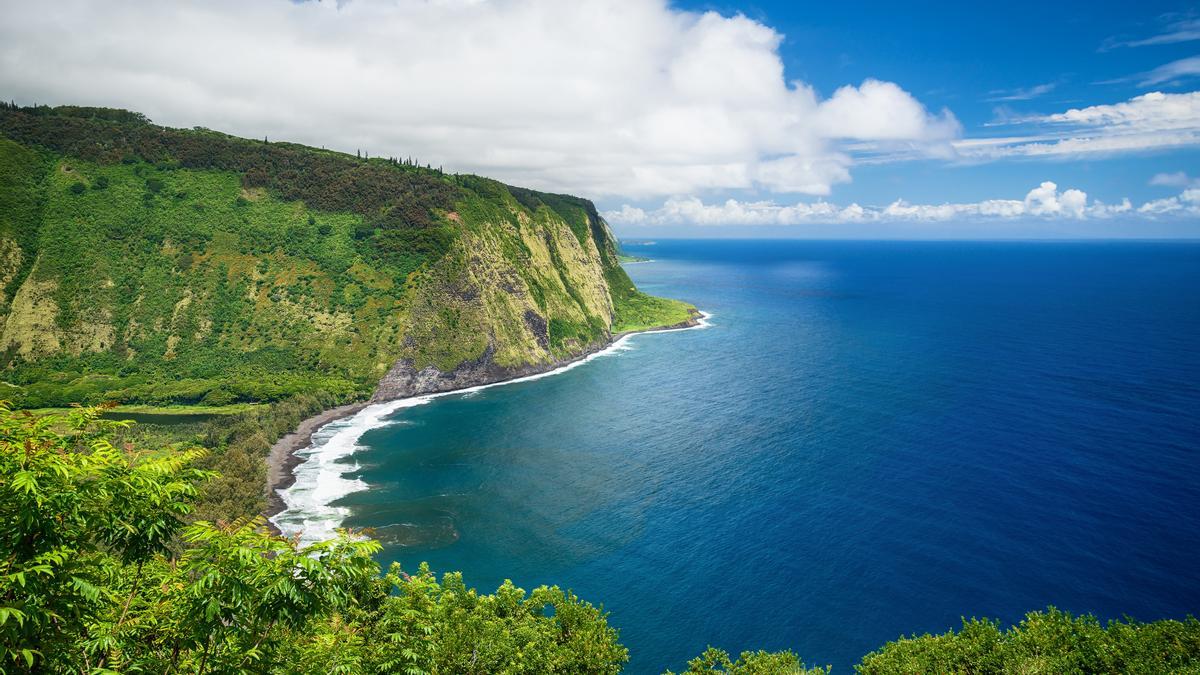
[265, 310, 707, 542]
[265, 402, 368, 525]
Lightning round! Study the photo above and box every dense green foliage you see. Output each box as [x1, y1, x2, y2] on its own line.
[0, 404, 627, 674]
[0, 136, 426, 407]
[0, 103, 457, 229]
[605, 263, 695, 333]
[191, 393, 343, 520]
[665, 647, 826, 674]
[0, 104, 691, 411]
[672, 609, 1200, 674]
[855, 607, 1200, 674]
[280, 563, 627, 675]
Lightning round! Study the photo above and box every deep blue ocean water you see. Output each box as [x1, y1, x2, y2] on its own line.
[337, 240, 1200, 672]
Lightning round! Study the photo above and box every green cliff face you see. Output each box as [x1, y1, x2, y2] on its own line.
[0, 105, 694, 408]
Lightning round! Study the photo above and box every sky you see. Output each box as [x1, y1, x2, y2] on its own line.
[1, 0, 1198, 237]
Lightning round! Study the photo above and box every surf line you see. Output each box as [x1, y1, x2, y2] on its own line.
[271, 312, 712, 546]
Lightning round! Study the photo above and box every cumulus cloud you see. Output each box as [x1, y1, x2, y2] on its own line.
[816, 79, 960, 141]
[0, 0, 956, 199]
[1138, 188, 1200, 214]
[603, 181, 1195, 227]
[1042, 91, 1200, 129]
[960, 91, 1200, 159]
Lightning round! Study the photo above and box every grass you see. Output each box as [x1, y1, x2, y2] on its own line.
[612, 292, 695, 333]
[1, 106, 693, 414]
[20, 402, 260, 417]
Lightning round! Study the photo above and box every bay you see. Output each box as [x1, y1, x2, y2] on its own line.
[331, 240, 1200, 672]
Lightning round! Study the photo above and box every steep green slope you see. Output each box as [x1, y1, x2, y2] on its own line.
[0, 104, 694, 409]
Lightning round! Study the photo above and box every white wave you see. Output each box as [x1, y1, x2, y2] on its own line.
[271, 311, 711, 546]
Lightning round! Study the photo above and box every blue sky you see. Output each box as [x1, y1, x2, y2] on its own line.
[1, 0, 1198, 237]
[683, 0, 1200, 205]
[615, 0, 1200, 236]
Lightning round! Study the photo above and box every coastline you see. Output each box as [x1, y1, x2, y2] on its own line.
[265, 402, 369, 528]
[264, 309, 707, 536]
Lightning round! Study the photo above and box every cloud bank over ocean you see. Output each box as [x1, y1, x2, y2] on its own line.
[608, 182, 1200, 226]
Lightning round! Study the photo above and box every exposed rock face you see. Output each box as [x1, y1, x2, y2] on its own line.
[523, 309, 550, 351]
[373, 339, 587, 401]
[0, 258, 116, 358]
[0, 106, 697, 411]
[371, 310, 701, 402]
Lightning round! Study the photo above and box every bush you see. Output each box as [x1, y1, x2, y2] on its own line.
[0, 404, 626, 673]
[856, 607, 1200, 674]
[68, 180, 85, 194]
[666, 647, 826, 674]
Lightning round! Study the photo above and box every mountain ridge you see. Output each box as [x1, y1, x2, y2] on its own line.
[0, 102, 695, 410]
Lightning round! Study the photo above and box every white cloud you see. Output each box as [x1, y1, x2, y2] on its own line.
[0, 0, 956, 199]
[1138, 56, 1200, 86]
[1043, 91, 1200, 130]
[815, 79, 960, 142]
[959, 91, 1200, 159]
[1104, 18, 1200, 49]
[986, 82, 1057, 102]
[604, 181, 1189, 227]
[1138, 187, 1200, 214]
[1150, 171, 1200, 187]
[1024, 181, 1087, 217]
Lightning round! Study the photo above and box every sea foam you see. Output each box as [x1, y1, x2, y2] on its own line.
[271, 312, 710, 546]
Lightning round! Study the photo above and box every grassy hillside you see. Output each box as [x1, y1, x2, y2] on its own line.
[0, 103, 693, 410]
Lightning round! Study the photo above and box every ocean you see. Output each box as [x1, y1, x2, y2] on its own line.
[274, 240, 1200, 673]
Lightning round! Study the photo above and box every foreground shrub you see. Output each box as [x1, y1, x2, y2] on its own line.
[0, 403, 627, 674]
[856, 607, 1200, 674]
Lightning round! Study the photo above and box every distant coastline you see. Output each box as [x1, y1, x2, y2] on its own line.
[265, 310, 708, 538]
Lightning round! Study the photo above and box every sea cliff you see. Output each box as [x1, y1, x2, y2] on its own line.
[0, 103, 694, 411]
[0, 103, 696, 523]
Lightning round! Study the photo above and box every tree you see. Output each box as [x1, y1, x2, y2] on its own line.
[665, 648, 826, 675]
[279, 562, 629, 674]
[856, 608, 1200, 674]
[0, 404, 210, 670]
[0, 404, 379, 673]
[0, 405, 630, 674]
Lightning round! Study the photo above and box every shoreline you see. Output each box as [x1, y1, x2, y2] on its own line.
[265, 401, 369, 528]
[263, 310, 708, 536]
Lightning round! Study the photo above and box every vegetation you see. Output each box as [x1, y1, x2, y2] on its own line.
[0, 103, 692, 411]
[0, 103, 703, 672]
[5, 102, 1197, 675]
[665, 648, 827, 674]
[0, 404, 627, 674]
[605, 264, 695, 333]
[2, 404, 1197, 673]
[855, 608, 1200, 674]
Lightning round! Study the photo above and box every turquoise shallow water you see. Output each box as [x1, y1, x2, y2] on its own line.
[328, 240, 1200, 672]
